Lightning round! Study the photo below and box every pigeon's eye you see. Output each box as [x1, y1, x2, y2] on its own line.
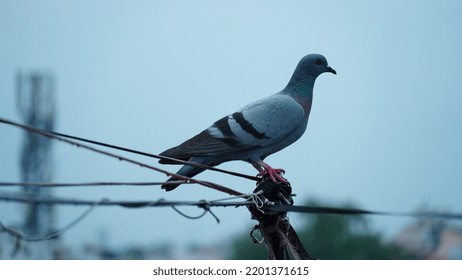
[315, 59, 322, 65]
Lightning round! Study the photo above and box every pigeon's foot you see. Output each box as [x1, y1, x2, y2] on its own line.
[257, 165, 287, 185]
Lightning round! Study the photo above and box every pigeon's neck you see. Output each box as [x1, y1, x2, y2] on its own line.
[283, 78, 315, 99]
[283, 79, 314, 117]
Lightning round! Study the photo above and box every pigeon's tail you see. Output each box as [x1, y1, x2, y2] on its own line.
[161, 157, 210, 191]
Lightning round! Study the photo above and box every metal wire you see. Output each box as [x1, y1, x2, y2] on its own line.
[0, 117, 258, 181]
[0, 192, 254, 208]
[0, 117, 244, 196]
[0, 181, 192, 187]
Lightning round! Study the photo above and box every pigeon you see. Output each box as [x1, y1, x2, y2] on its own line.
[159, 54, 336, 191]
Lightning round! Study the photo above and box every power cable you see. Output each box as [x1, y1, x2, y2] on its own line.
[0, 117, 258, 181]
[0, 117, 243, 196]
[0, 181, 192, 187]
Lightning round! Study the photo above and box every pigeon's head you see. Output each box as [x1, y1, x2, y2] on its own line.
[286, 54, 336, 89]
[298, 54, 336, 77]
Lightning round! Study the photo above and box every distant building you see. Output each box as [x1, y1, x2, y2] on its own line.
[392, 220, 462, 259]
[76, 242, 228, 260]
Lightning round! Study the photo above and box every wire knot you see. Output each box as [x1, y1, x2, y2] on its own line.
[247, 176, 294, 219]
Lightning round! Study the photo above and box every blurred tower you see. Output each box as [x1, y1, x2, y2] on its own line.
[16, 72, 56, 257]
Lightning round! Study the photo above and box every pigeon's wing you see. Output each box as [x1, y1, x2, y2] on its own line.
[159, 94, 305, 164]
[159, 126, 249, 164]
[230, 93, 306, 149]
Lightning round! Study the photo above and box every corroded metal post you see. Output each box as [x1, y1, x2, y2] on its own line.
[247, 177, 313, 260]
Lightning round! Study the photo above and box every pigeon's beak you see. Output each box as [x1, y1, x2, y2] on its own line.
[327, 66, 337, 75]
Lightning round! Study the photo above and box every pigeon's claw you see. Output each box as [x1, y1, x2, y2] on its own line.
[257, 164, 287, 184]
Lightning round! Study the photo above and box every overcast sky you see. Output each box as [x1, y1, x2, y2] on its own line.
[1, 0, 462, 253]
